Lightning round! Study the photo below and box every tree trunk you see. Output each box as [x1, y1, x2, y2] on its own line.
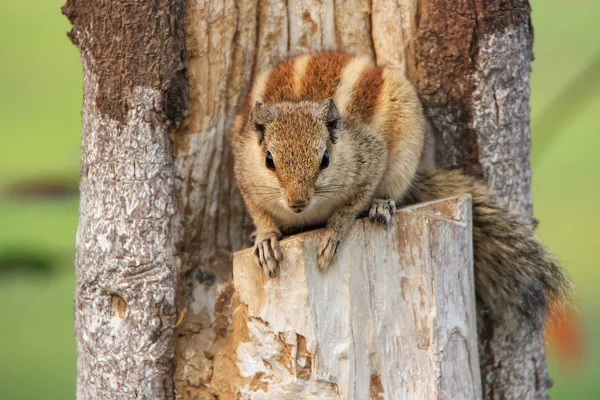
[65, 0, 545, 398]
[62, 0, 187, 398]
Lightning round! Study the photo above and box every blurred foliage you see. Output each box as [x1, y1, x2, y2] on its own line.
[0, 0, 598, 399]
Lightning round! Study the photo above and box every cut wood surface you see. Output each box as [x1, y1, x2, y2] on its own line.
[231, 195, 481, 399]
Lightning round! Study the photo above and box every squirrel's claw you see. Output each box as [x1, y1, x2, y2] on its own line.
[317, 230, 341, 271]
[369, 198, 396, 224]
[253, 233, 281, 277]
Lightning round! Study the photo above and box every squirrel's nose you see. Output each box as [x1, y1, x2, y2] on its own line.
[288, 199, 308, 213]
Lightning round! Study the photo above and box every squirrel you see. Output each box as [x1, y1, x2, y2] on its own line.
[230, 51, 572, 329]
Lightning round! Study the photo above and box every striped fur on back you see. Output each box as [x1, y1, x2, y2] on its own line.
[255, 52, 385, 125]
[232, 52, 424, 159]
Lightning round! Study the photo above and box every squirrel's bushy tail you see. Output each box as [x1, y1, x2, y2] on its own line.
[406, 169, 572, 329]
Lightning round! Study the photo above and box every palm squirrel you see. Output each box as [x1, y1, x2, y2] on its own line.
[230, 51, 571, 328]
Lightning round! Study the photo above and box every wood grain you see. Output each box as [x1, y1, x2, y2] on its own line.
[232, 195, 480, 399]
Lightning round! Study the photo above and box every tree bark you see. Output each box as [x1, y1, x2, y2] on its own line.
[66, 0, 545, 398]
[62, 0, 187, 398]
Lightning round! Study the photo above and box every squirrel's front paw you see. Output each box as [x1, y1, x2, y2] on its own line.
[317, 230, 341, 271]
[253, 232, 282, 277]
[369, 199, 396, 224]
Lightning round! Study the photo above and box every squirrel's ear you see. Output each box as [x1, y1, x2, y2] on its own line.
[249, 101, 275, 143]
[317, 98, 341, 143]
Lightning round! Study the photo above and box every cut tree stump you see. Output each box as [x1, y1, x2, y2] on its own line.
[230, 195, 481, 399]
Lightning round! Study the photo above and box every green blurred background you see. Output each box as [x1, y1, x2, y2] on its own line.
[0, 0, 598, 398]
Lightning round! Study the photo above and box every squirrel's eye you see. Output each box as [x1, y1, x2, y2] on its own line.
[265, 151, 276, 171]
[320, 150, 329, 170]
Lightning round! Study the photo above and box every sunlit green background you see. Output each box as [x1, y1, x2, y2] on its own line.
[0, 0, 598, 398]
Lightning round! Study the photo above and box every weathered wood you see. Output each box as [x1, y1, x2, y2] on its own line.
[62, 0, 187, 398]
[230, 196, 480, 399]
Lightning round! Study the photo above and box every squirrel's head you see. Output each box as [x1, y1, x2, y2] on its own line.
[248, 98, 341, 214]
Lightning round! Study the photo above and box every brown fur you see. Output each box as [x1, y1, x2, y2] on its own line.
[298, 52, 352, 100]
[261, 60, 298, 104]
[345, 67, 384, 124]
[230, 52, 572, 329]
